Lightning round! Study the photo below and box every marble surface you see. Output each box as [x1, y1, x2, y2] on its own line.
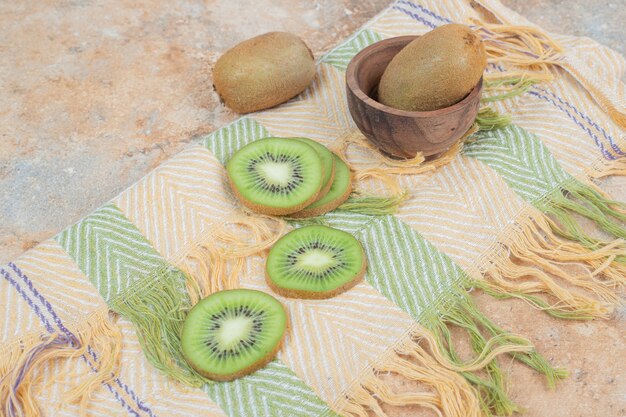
[0, 1, 624, 416]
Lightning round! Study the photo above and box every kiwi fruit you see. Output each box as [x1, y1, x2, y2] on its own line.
[289, 154, 352, 218]
[181, 289, 287, 381]
[227, 138, 323, 215]
[213, 32, 316, 114]
[291, 137, 336, 198]
[266, 225, 367, 299]
[378, 24, 487, 111]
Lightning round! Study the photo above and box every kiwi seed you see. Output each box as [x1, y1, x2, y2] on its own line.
[227, 138, 323, 215]
[181, 289, 287, 382]
[265, 225, 367, 299]
[290, 137, 336, 199]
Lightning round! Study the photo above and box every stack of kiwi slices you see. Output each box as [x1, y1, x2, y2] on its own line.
[227, 137, 352, 217]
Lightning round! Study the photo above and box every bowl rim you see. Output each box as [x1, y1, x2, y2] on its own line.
[346, 35, 483, 118]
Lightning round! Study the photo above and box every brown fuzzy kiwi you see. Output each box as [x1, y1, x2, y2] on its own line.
[378, 24, 487, 111]
[213, 32, 316, 114]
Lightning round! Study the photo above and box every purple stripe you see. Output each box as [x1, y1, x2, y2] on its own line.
[7, 263, 157, 417]
[392, 5, 436, 28]
[396, 0, 452, 24]
[1, 265, 143, 417]
[534, 87, 624, 155]
[0, 268, 54, 334]
[528, 90, 615, 160]
[393, 1, 623, 159]
[8, 263, 76, 343]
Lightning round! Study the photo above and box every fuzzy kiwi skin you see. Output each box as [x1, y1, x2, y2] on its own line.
[265, 249, 367, 299]
[213, 32, 316, 114]
[378, 24, 487, 112]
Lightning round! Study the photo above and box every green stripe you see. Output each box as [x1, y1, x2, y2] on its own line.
[359, 215, 465, 320]
[314, 212, 466, 320]
[203, 117, 272, 164]
[463, 124, 571, 203]
[206, 360, 338, 417]
[320, 29, 383, 71]
[55, 203, 168, 302]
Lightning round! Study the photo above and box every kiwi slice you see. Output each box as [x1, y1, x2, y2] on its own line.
[290, 137, 336, 198]
[227, 138, 323, 215]
[289, 154, 352, 218]
[181, 289, 287, 381]
[266, 225, 367, 299]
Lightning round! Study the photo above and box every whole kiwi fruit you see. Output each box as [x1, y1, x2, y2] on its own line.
[377, 24, 486, 112]
[213, 32, 316, 114]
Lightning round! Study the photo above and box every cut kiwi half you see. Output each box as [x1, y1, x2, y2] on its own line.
[181, 289, 287, 381]
[290, 137, 336, 198]
[227, 138, 323, 215]
[266, 225, 367, 299]
[289, 154, 352, 218]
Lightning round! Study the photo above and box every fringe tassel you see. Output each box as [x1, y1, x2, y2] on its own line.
[474, 21, 562, 81]
[477, 201, 625, 320]
[482, 75, 542, 103]
[340, 295, 564, 417]
[0, 311, 122, 417]
[285, 192, 408, 222]
[109, 267, 206, 387]
[178, 214, 287, 304]
[472, 10, 626, 129]
[423, 293, 565, 416]
[590, 157, 626, 179]
[337, 192, 409, 215]
[329, 127, 477, 196]
[341, 327, 482, 417]
[539, 179, 626, 248]
[475, 107, 511, 131]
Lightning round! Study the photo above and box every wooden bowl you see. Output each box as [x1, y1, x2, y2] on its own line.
[346, 35, 483, 159]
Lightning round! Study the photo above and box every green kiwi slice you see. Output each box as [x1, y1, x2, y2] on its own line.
[227, 138, 323, 215]
[290, 137, 336, 197]
[266, 225, 367, 299]
[289, 154, 352, 218]
[181, 289, 287, 381]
